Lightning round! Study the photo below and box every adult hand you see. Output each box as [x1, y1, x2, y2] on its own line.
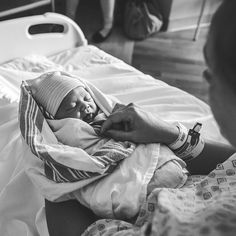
[101, 103, 179, 144]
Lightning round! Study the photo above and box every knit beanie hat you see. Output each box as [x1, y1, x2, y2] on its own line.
[29, 71, 85, 116]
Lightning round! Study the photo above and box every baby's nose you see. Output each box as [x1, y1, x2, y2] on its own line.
[83, 105, 91, 114]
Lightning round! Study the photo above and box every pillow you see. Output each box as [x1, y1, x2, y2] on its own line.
[0, 55, 63, 105]
[0, 55, 64, 73]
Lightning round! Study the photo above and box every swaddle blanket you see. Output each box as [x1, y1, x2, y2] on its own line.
[19, 72, 128, 182]
[19, 71, 188, 219]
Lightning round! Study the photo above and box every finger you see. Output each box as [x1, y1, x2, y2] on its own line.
[124, 122, 129, 132]
[100, 113, 128, 134]
[100, 119, 113, 134]
[112, 103, 126, 113]
[104, 129, 132, 142]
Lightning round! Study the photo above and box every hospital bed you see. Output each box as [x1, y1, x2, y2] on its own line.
[0, 12, 226, 236]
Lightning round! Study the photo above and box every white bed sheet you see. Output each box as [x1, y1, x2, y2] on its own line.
[0, 45, 227, 236]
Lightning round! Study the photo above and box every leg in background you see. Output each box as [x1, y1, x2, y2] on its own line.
[45, 199, 99, 236]
[92, 0, 116, 43]
[100, 0, 115, 37]
[66, 0, 80, 20]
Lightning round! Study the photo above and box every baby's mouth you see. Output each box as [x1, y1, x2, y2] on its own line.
[83, 113, 94, 123]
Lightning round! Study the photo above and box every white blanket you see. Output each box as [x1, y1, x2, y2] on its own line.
[0, 45, 227, 235]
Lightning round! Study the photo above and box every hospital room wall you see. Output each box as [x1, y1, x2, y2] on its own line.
[158, 0, 222, 31]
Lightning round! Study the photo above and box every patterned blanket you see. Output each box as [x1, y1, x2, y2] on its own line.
[82, 154, 236, 236]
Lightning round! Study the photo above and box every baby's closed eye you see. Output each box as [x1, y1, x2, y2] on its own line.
[85, 94, 92, 101]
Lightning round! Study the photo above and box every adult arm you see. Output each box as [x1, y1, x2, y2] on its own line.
[187, 139, 235, 174]
[101, 103, 235, 175]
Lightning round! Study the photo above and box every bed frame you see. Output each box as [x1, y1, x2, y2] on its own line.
[0, 12, 87, 64]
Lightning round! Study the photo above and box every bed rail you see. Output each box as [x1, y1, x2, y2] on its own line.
[0, 12, 87, 64]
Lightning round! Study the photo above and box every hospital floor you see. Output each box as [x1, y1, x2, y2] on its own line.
[72, 0, 209, 104]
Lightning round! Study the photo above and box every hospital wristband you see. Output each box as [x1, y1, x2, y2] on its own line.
[168, 122, 188, 150]
[174, 122, 205, 161]
[179, 137, 205, 161]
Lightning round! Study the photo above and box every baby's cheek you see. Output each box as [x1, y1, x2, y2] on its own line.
[92, 103, 98, 113]
[70, 111, 81, 119]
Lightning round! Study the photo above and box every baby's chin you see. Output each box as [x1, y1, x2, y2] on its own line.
[83, 113, 95, 123]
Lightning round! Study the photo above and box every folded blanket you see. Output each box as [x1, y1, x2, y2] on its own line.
[19, 72, 188, 219]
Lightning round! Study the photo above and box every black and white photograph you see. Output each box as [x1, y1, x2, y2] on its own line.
[0, 0, 236, 235]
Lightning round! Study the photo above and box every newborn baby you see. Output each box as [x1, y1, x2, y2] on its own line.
[29, 71, 188, 220]
[54, 81, 98, 123]
[32, 71, 98, 122]
[31, 71, 132, 154]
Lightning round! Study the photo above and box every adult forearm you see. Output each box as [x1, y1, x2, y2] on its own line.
[101, 103, 235, 175]
[186, 139, 235, 175]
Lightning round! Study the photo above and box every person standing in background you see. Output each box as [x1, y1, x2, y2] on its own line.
[66, 0, 115, 43]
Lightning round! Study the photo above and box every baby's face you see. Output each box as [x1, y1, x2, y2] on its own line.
[55, 86, 98, 123]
